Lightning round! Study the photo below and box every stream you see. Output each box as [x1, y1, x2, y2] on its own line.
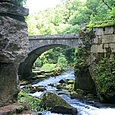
[23, 70, 115, 115]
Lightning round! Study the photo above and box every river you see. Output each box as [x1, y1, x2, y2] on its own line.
[26, 70, 115, 115]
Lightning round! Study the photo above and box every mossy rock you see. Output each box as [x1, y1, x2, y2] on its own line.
[56, 83, 74, 91]
[68, 79, 75, 84]
[40, 92, 77, 114]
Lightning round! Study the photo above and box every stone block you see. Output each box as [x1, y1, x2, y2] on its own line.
[109, 43, 115, 52]
[104, 27, 114, 35]
[103, 43, 109, 49]
[93, 27, 104, 36]
[91, 44, 106, 53]
[102, 35, 115, 43]
[93, 37, 98, 44]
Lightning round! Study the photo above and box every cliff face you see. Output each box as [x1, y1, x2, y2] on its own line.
[0, 2, 29, 107]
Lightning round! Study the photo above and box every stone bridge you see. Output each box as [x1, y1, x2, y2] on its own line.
[19, 34, 82, 78]
[28, 34, 82, 52]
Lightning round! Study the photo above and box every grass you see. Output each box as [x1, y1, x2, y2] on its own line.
[40, 63, 56, 72]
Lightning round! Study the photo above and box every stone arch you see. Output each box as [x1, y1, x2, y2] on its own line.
[18, 44, 75, 79]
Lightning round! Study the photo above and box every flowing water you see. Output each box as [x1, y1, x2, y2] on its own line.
[26, 70, 115, 115]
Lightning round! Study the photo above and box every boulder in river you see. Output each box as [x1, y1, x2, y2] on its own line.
[40, 92, 77, 115]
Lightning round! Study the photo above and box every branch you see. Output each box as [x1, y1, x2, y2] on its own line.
[102, 0, 112, 10]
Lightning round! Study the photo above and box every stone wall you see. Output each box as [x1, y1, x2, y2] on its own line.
[89, 26, 115, 102]
[74, 26, 115, 102]
[91, 27, 115, 53]
[0, 2, 29, 107]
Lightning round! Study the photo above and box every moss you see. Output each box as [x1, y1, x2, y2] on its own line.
[18, 90, 43, 112]
[86, 20, 115, 30]
[16, 105, 24, 113]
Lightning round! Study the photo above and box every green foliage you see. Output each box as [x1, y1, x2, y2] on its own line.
[110, 7, 115, 19]
[40, 63, 56, 72]
[18, 90, 43, 111]
[34, 58, 42, 67]
[64, 46, 75, 64]
[57, 53, 68, 69]
[61, 24, 80, 34]
[94, 58, 115, 102]
[74, 48, 88, 74]
[26, 0, 115, 36]
[39, 48, 59, 64]
[85, 0, 115, 28]
[74, 29, 92, 75]
[34, 46, 75, 70]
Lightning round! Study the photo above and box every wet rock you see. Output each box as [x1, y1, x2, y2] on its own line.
[24, 84, 46, 93]
[70, 91, 84, 100]
[59, 79, 66, 84]
[51, 106, 77, 115]
[56, 83, 63, 89]
[41, 92, 78, 114]
[67, 79, 75, 84]
[56, 82, 74, 91]
[30, 86, 46, 93]
[48, 83, 54, 87]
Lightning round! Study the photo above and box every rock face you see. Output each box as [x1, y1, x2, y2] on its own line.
[74, 66, 96, 95]
[0, 2, 29, 107]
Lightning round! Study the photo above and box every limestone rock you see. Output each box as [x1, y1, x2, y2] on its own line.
[0, 63, 19, 107]
[0, 16, 28, 64]
[41, 92, 77, 115]
[0, 2, 29, 107]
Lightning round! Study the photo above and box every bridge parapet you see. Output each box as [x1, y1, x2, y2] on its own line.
[29, 34, 79, 40]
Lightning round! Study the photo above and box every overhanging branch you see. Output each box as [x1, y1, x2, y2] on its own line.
[102, 0, 112, 10]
